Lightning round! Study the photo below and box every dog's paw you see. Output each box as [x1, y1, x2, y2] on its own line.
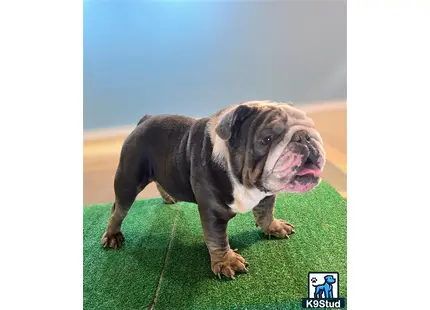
[101, 231, 124, 249]
[156, 182, 177, 204]
[264, 218, 295, 239]
[162, 196, 177, 204]
[211, 249, 249, 280]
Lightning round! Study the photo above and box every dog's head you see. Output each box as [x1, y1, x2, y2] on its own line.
[210, 100, 325, 194]
[324, 275, 336, 285]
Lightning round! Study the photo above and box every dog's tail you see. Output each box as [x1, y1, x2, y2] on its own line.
[137, 114, 152, 126]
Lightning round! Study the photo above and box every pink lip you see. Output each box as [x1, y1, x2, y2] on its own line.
[296, 165, 322, 177]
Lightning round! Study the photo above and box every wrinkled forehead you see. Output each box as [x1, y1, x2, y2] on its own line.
[241, 100, 314, 129]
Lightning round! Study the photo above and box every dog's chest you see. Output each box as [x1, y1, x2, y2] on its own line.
[228, 183, 270, 214]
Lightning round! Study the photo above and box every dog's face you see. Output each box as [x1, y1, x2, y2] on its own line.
[212, 101, 326, 194]
[324, 275, 336, 284]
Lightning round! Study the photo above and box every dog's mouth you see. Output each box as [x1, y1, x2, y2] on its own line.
[268, 149, 323, 194]
[294, 155, 322, 180]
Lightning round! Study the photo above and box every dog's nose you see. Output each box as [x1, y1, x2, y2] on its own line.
[291, 130, 311, 144]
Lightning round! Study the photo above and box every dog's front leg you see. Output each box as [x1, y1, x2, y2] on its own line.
[253, 195, 295, 238]
[198, 203, 248, 280]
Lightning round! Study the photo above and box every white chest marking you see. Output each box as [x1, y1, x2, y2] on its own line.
[228, 180, 272, 214]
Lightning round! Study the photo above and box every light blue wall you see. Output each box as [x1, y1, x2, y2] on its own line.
[84, 0, 346, 130]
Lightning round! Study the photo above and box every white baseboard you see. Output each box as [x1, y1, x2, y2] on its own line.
[84, 100, 346, 141]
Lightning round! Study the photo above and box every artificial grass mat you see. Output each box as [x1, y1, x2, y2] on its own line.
[83, 181, 347, 310]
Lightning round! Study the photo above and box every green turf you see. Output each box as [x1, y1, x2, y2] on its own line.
[83, 181, 347, 310]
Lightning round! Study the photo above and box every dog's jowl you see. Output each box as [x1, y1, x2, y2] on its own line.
[101, 100, 326, 279]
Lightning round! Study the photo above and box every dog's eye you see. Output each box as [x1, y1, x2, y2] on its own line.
[261, 136, 272, 145]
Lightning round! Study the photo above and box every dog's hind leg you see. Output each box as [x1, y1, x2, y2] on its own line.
[314, 286, 323, 299]
[156, 182, 177, 204]
[101, 169, 149, 248]
[101, 135, 151, 249]
[314, 290, 319, 298]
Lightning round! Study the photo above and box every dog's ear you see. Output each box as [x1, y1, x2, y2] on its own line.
[137, 114, 152, 126]
[215, 105, 256, 141]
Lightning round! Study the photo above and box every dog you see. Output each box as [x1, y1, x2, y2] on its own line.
[101, 100, 326, 279]
[313, 275, 336, 298]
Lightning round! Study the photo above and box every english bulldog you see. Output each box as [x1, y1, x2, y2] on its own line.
[101, 100, 326, 279]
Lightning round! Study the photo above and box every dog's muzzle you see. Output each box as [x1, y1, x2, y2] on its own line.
[265, 130, 325, 194]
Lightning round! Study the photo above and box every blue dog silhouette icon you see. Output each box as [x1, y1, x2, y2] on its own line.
[313, 275, 336, 298]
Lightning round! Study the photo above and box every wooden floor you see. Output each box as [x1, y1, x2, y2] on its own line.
[83, 102, 346, 205]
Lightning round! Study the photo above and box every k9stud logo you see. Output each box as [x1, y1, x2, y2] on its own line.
[302, 272, 346, 308]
